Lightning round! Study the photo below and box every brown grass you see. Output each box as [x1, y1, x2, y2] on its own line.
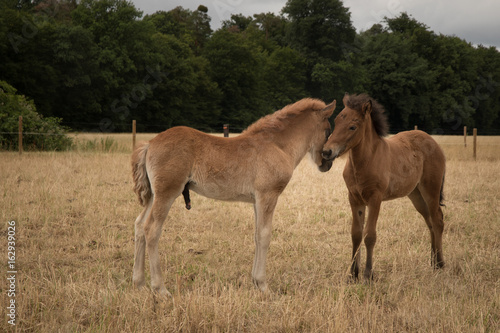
[1, 134, 499, 332]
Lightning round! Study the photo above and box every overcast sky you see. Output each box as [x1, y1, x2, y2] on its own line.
[131, 0, 500, 49]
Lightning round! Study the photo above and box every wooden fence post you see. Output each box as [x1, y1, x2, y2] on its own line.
[464, 126, 467, 147]
[18, 116, 23, 155]
[473, 128, 477, 160]
[132, 120, 136, 151]
[223, 124, 229, 137]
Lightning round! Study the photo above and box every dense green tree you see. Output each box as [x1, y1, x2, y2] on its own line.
[204, 29, 268, 129]
[264, 46, 308, 109]
[207, 13, 314, 127]
[189, 5, 212, 52]
[383, 13, 480, 133]
[51, 24, 100, 121]
[311, 55, 367, 105]
[359, 29, 435, 130]
[3, 11, 60, 118]
[282, 0, 355, 62]
[281, 0, 357, 101]
[473, 45, 500, 133]
[430, 35, 478, 133]
[138, 33, 221, 131]
[144, 6, 212, 55]
[0, 1, 499, 137]
[70, 0, 172, 131]
[385, 12, 427, 35]
[252, 12, 288, 46]
[222, 14, 253, 32]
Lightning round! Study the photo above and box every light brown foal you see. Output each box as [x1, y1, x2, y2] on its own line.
[132, 98, 336, 296]
[322, 93, 446, 280]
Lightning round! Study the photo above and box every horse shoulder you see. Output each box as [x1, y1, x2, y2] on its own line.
[342, 157, 366, 203]
[254, 145, 294, 194]
[342, 158, 355, 186]
[343, 143, 392, 203]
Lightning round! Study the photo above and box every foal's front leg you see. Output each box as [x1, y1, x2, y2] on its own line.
[252, 193, 278, 293]
[349, 193, 366, 280]
[364, 195, 382, 280]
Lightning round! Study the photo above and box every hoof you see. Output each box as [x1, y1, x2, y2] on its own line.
[434, 260, 445, 269]
[151, 285, 172, 299]
[350, 264, 359, 280]
[347, 274, 359, 284]
[156, 287, 172, 299]
[133, 277, 146, 289]
[253, 278, 269, 294]
[363, 270, 374, 282]
[258, 283, 269, 294]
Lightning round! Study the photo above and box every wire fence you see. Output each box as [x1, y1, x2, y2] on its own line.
[3, 117, 500, 159]
[0, 132, 68, 136]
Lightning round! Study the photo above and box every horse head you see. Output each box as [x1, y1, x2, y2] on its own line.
[311, 100, 336, 172]
[322, 93, 377, 161]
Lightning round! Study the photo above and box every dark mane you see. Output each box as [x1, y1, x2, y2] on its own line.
[344, 93, 389, 137]
[243, 98, 326, 135]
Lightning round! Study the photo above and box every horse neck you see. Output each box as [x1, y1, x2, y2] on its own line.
[349, 120, 384, 166]
[270, 115, 317, 166]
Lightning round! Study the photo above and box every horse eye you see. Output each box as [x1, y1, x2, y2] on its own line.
[349, 126, 357, 131]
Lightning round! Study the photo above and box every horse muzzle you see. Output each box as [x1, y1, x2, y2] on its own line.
[321, 149, 340, 162]
[318, 158, 333, 172]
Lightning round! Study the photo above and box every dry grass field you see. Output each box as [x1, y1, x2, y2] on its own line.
[1, 133, 499, 332]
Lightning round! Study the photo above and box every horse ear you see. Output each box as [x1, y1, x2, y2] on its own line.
[322, 100, 336, 118]
[362, 100, 372, 115]
[342, 92, 349, 105]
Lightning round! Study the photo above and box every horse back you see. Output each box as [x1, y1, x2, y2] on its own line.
[388, 130, 445, 166]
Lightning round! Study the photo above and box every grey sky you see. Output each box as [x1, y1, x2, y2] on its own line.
[131, 0, 500, 49]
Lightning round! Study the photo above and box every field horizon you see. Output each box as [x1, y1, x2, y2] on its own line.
[1, 134, 498, 332]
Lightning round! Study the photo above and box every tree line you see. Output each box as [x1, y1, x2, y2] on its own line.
[1, 0, 500, 135]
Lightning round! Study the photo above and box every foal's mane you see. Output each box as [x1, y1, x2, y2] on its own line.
[243, 98, 326, 135]
[344, 93, 389, 137]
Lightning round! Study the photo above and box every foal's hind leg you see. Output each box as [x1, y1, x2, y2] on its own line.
[431, 206, 445, 268]
[408, 187, 444, 268]
[144, 187, 182, 297]
[133, 200, 153, 289]
[408, 188, 435, 266]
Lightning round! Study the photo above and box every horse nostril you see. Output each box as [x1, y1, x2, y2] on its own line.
[322, 150, 332, 159]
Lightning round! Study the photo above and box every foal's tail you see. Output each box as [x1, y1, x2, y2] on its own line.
[439, 171, 446, 207]
[131, 142, 152, 207]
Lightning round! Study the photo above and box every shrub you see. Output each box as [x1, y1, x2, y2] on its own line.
[0, 81, 73, 151]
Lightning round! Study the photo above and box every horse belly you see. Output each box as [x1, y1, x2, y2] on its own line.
[190, 181, 255, 203]
[384, 180, 417, 201]
[384, 166, 421, 201]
